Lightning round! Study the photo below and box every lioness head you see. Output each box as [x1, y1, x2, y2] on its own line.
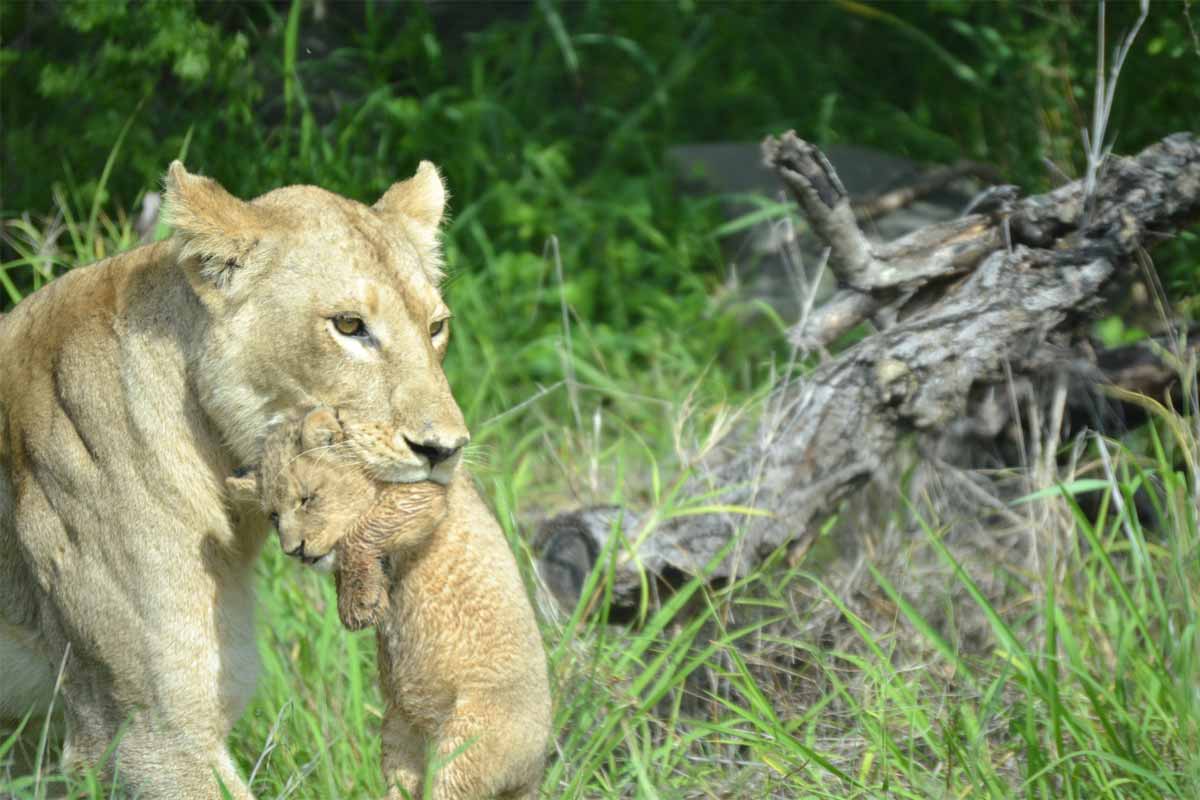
[165, 161, 468, 484]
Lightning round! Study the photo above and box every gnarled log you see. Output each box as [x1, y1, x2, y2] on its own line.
[537, 132, 1200, 611]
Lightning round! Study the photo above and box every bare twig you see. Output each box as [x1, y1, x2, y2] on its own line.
[854, 160, 1002, 221]
[1082, 0, 1151, 221]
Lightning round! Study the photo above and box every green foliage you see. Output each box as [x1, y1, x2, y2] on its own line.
[1, 0, 260, 218]
[4, 0, 1199, 311]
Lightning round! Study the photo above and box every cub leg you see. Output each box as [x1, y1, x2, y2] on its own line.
[429, 730, 486, 800]
[335, 540, 390, 631]
[333, 490, 445, 631]
[430, 709, 545, 800]
[381, 712, 426, 800]
[428, 714, 505, 800]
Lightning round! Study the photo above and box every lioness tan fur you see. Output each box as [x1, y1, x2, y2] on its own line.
[0, 161, 470, 797]
[234, 408, 551, 799]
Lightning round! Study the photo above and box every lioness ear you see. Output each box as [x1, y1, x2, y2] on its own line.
[163, 161, 267, 290]
[373, 161, 447, 280]
[300, 407, 345, 451]
[375, 161, 446, 231]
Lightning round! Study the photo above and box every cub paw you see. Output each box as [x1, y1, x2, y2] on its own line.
[338, 584, 390, 631]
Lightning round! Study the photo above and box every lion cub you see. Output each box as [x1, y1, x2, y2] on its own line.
[227, 407, 445, 629]
[231, 407, 551, 800]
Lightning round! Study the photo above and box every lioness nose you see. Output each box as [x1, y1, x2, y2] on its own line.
[404, 436, 466, 466]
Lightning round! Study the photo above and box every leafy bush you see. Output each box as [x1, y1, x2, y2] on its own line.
[5, 1, 1198, 297]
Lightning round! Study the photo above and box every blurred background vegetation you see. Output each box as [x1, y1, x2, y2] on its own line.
[4, 0, 1199, 312]
[2, 2, 1199, 797]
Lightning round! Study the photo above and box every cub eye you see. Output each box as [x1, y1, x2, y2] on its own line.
[300, 494, 315, 509]
[333, 314, 368, 338]
[430, 319, 446, 337]
[269, 512, 280, 528]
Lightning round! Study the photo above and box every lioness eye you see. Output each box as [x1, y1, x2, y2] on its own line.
[300, 494, 314, 509]
[333, 314, 368, 338]
[430, 319, 445, 337]
[269, 512, 280, 528]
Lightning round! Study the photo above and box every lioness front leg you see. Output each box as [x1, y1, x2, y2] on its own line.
[62, 694, 254, 799]
[31, 506, 262, 799]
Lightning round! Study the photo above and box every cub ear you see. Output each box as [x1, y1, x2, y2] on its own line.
[162, 161, 268, 291]
[373, 161, 447, 279]
[225, 467, 260, 503]
[300, 406, 345, 451]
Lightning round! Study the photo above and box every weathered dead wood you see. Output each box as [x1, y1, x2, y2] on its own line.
[537, 132, 1200, 611]
[852, 159, 1002, 221]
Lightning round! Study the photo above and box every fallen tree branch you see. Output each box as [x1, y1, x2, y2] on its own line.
[852, 159, 1003, 222]
[537, 132, 1200, 611]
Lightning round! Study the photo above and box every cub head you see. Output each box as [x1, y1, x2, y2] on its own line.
[166, 160, 468, 485]
[227, 406, 374, 567]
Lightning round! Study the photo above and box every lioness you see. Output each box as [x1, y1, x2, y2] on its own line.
[0, 161, 470, 797]
[229, 407, 550, 799]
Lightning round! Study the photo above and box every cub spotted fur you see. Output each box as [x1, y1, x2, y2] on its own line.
[233, 408, 552, 799]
